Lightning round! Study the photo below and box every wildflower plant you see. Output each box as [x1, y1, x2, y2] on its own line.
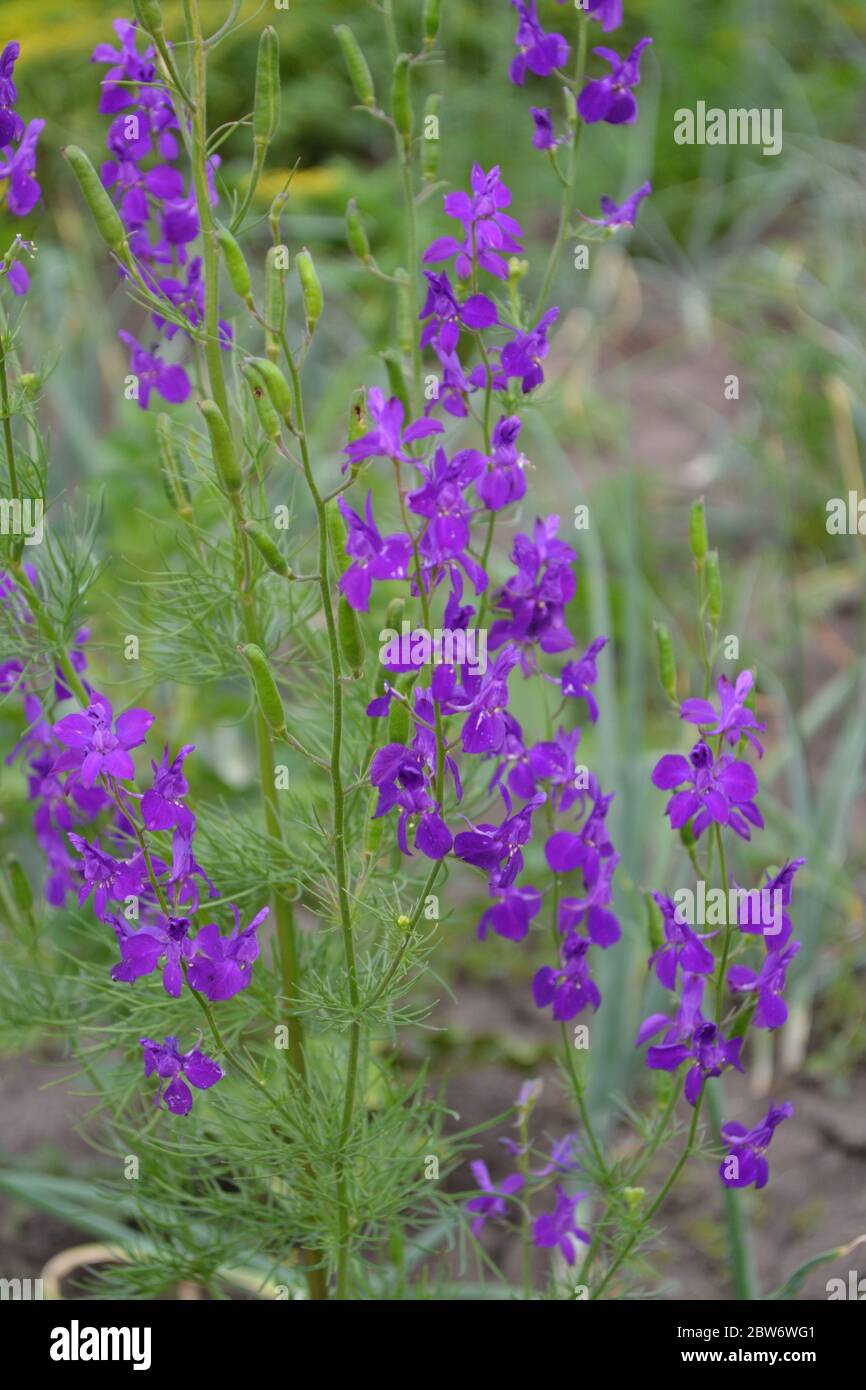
[0, 0, 829, 1303]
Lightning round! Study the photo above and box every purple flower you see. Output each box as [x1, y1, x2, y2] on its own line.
[680, 670, 766, 756]
[111, 912, 193, 997]
[424, 164, 523, 281]
[533, 931, 601, 1021]
[140, 1035, 224, 1116]
[734, 858, 805, 946]
[69, 834, 155, 921]
[449, 645, 520, 755]
[337, 493, 413, 612]
[637, 977, 744, 1105]
[557, 0, 622, 34]
[141, 743, 195, 837]
[408, 446, 486, 588]
[530, 106, 559, 151]
[477, 883, 541, 942]
[477, 416, 528, 511]
[465, 1160, 523, 1236]
[651, 739, 762, 841]
[509, 2, 570, 86]
[419, 270, 498, 354]
[719, 1102, 793, 1189]
[52, 692, 155, 788]
[557, 853, 621, 948]
[557, 636, 607, 722]
[727, 940, 800, 1030]
[118, 331, 191, 411]
[649, 892, 715, 991]
[498, 306, 560, 393]
[578, 181, 652, 229]
[0, 42, 23, 147]
[578, 39, 652, 126]
[369, 742, 452, 860]
[489, 516, 577, 672]
[0, 240, 32, 296]
[187, 905, 268, 1001]
[343, 387, 443, 470]
[0, 118, 43, 215]
[454, 793, 544, 888]
[532, 1186, 589, 1264]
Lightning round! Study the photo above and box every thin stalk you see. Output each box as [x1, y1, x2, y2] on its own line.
[0, 342, 18, 498]
[532, 16, 588, 323]
[706, 1082, 758, 1299]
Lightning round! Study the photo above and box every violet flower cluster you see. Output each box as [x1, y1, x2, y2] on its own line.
[2, 568, 265, 1116]
[643, 670, 797, 1190]
[90, 19, 230, 408]
[0, 41, 42, 296]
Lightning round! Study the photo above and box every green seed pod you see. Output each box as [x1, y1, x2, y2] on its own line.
[295, 248, 323, 336]
[381, 350, 410, 419]
[242, 362, 282, 442]
[265, 244, 287, 360]
[254, 26, 281, 147]
[706, 549, 722, 627]
[422, 93, 441, 181]
[345, 198, 371, 264]
[6, 854, 33, 915]
[63, 146, 128, 258]
[244, 520, 292, 578]
[391, 53, 413, 149]
[216, 222, 253, 304]
[199, 399, 242, 495]
[156, 413, 192, 521]
[241, 644, 287, 736]
[646, 892, 664, 955]
[347, 387, 368, 444]
[689, 496, 708, 564]
[423, 0, 442, 45]
[653, 621, 677, 703]
[334, 25, 376, 108]
[326, 498, 351, 577]
[245, 356, 293, 425]
[338, 593, 365, 678]
[395, 269, 413, 357]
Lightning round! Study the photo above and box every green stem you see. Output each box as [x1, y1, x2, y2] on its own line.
[533, 16, 588, 324]
[706, 1082, 758, 1299]
[0, 341, 18, 498]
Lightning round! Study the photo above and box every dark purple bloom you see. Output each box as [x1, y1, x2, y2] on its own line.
[140, 1035, 223, 1116]
[0, 42, 23, 147]
[530, 107, 558, 151]
[557, 636, 607, 722]
[557, 853, 621, 948]
[343, 387, 443, 470]
[141, 743, 195, 837]
[419, 270, 498, 354]
[637, 976, 744, 1105]
[578, 181, 652, 229]
[578, 38, 652, 126]
[719, 1102, 793, 1189]
[509, 2, 570, 86]
[498, 306, 560, 393]
[477, 416, 528, 511]
[0, 118, 43, 215]
[477, 883, 541, 942]
[651, 739, 762, 841]
[558, 0, 623, 34]
[118, 331, 191, 411]
[408, 446, 487, 591]
[532, 1186, 589, 1264]
[489, 516, 577, 672]
[111, 912, 194, 997]
[53, 692, 155, 788]
[680, 670, 766, 756]
[424, 164, 523, 281]
[370, 742, 452, 861]
[68, 834, 155, 921]
[337, 493, 413, 612]
[649, 892, 715, 991]
[465, 1160, 523, 1236]
[734, 858, 805, 946]
[727, 940, 800, 1030]
[454, 793, 545, 888]
[533, 931, 601, 1021]
[187, 905, 268, 1001]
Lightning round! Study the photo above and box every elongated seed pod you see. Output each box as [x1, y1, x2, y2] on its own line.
[386, 596, 405, 630]
[265, 244, 287, 360]
[391, 54, 413, 149]
[654, 621, 677, 703]
[254, 26, 281, 147]
[216, 222, 253, 303]
[345, 198, 371, 264]
[347, 387, 367, 444]
[241, 644, 287, 735]
[646, 893, 664, 954]
[245, 356, 293, 424]
[200, 399, 242, 494]
[338, 594, 365, 678]
[706, 549, 722, 626]
[242, 363, 282, 442]
[423, 0, 441, 45]
[422, 94, 442, 181]
[334, 25, 376, 108]
[689, 496, 708, 563]
[156, 413, 192, 521]
[325, 498, 350, 577]
[244, 520, 292, 578]
[63, 146, 128, 258]
[295, 248, 323, 336]
[381, 350, 410, 419]
[6, 854, 33, 914]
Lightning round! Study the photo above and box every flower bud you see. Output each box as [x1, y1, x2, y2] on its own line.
[423, 0, 441, 46]
[156, 412, 192, 522]
[199, 399, 242, 495]
[646, 893, 664, 955]
[132, 0, 163, 32]
[254, 26, 281, 148]
[689, 496, 708, 564]
[386, 597, 405, 629]
[653, 621, 677, 704]
[244, 520, 292, 579]
[295, 248, 323, 337]
[345, 198, 372, 265]
[63, 146, 128, 259]
[241, 643, 287, 737]
[706, 549, 722, 627]
[624, 1187, 646, 1210]
[216, 222, 253, 304]
[338, 593, 365, 679]
[334, 25, 376, 108]
[391, 53, 413, 150]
